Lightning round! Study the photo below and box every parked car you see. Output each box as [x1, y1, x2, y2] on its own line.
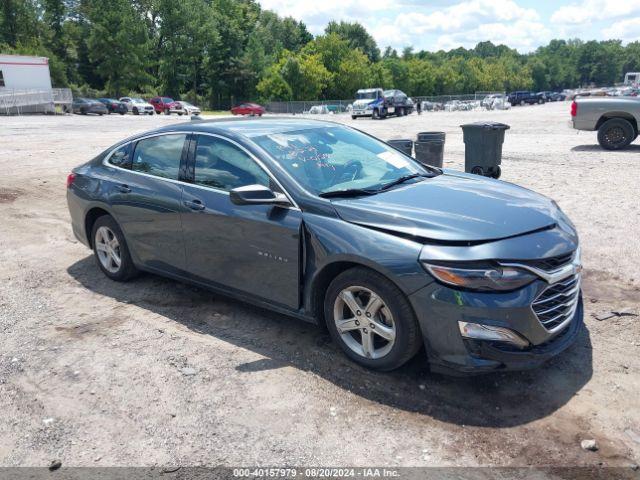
[174, 101, 201, 116]
[119, 97, 154, 115]
[149, 96, 181, 115]
[66, 119, 583, 374]
[72, 98, 108, 115]
[538, 91, 565, 102]
[571, 97, 640, 149]
[507, 91, 544, 106]
[97, 98, 128, 115]
[482, 94, 511, 110]
[231, 103, 265, 116]
[306, 105, 330, 114]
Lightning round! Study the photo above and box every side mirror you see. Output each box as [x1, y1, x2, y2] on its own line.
[229, 184, 291, 207]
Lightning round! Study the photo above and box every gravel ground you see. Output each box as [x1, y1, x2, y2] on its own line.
[0, 102, 639, 469]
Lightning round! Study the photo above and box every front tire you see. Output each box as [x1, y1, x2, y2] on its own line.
[91, 215, 138, 282]
[324, 267, 422, 371]
[597, 118, 635, 150]
[133, 107, 139, 115]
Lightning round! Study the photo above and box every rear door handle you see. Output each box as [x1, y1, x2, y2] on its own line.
[184, 199, 205, 211]
[116, 184, 131, 194]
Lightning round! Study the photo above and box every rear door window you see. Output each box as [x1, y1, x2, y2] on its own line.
[132, 134, 187, 180]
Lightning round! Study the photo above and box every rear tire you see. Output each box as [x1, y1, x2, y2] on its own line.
[133, 108, 139, 115]
[91, 215, 138, 282]
[324, 267, 422, 371]
[597, 118, 635, 150]
[471, 166, 484, 176]
[351, 115, 357, 120]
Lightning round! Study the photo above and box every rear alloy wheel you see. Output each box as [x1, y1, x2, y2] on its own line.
[598, 118, 635, 150]
[91, 215, 138, 281]
[325, 267, 422, 371]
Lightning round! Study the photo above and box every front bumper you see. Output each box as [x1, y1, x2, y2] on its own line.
[352, 108, 373, 116]
[408, 280, 584, 375]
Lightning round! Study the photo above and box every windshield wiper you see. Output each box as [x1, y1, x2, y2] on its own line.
[375, 173, 429, 192]
[318, 188, 377, 198]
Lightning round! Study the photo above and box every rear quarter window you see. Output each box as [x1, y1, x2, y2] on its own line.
[108, 144, 132, 169]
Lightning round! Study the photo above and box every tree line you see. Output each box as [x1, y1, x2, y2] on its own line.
[2, 0, 639, 108]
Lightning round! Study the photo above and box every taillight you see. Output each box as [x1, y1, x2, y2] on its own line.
[67, 173, 76, 188]
[570, 101, 577, 117]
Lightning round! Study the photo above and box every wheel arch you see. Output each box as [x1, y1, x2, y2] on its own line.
[596, 113, 638, 135]
[84, 206, 112, 248]
[308, 258, 414, 330]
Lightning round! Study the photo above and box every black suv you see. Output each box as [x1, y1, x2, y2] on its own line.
[508, 91, 545, 106]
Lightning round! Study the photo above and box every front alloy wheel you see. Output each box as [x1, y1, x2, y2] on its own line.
[334, 286, 396, 359]
[325, 267, 422, 371]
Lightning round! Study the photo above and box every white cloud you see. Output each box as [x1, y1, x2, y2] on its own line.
[433, 20, 551, 52]
[258, 0, 586, 53]
[551, 0, 640, 25]
[259, 0, 391, 33]
[370, 0, 544, 51]
[603, 17, 640, 42]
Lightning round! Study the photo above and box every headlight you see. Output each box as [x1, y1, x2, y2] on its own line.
[423, 263, 536, 291]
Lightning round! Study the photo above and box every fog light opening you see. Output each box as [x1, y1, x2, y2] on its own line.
[458, 321, 530, 348]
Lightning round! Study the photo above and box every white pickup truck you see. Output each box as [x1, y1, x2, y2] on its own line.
[571, 96, 640, 150]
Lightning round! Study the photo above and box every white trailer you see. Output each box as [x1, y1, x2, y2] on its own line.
[0, 54, 53, 90]
[0, 54, 70, 114]
[624, 72, 640, 86]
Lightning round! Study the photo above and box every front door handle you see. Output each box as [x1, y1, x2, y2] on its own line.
[116, 184, 131, 194]
[184, 199, 205, 211]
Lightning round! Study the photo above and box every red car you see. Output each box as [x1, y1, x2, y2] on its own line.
[230, 102, 265, 116]
[149, 96, 181, 115]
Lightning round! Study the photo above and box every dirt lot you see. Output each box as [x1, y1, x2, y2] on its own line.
[1, 102, 639, 469]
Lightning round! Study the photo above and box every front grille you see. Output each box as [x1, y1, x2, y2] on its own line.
[532, 274, 580, 330]
[525, 251, 575, 271]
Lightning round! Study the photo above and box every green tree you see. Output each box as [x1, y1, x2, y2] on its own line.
[325, 20, 380, 62]
[257, 50, 330, 101]
[0, 0, 40, 47]
[85, 0, 152, 94]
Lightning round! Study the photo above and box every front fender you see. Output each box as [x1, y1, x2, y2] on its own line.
[301, 213, 432, 307]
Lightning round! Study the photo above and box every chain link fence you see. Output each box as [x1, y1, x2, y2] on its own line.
[265, 92, 507, 115]
[0, 87, 73, 115]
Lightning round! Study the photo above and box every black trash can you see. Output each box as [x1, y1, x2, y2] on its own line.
[460, 122, 510, 179]
[387, 139, 413, 157]
[414, 131, 445, 168]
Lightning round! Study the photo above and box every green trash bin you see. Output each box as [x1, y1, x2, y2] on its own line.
[460, 122, 510, 179]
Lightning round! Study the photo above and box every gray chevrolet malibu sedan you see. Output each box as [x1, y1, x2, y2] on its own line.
[66, 118, 583, 374]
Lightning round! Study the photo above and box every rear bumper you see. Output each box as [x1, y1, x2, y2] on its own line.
[408, 280, 584, 375]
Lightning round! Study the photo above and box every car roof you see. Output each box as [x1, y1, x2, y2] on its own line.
[156, 117, 342, 139]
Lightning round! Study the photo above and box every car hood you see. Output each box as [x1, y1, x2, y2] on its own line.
[330, 172, 560, 243]
[353, 99, 377, 108]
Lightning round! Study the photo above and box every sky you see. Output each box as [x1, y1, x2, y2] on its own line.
[258, 0, 640, 53]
